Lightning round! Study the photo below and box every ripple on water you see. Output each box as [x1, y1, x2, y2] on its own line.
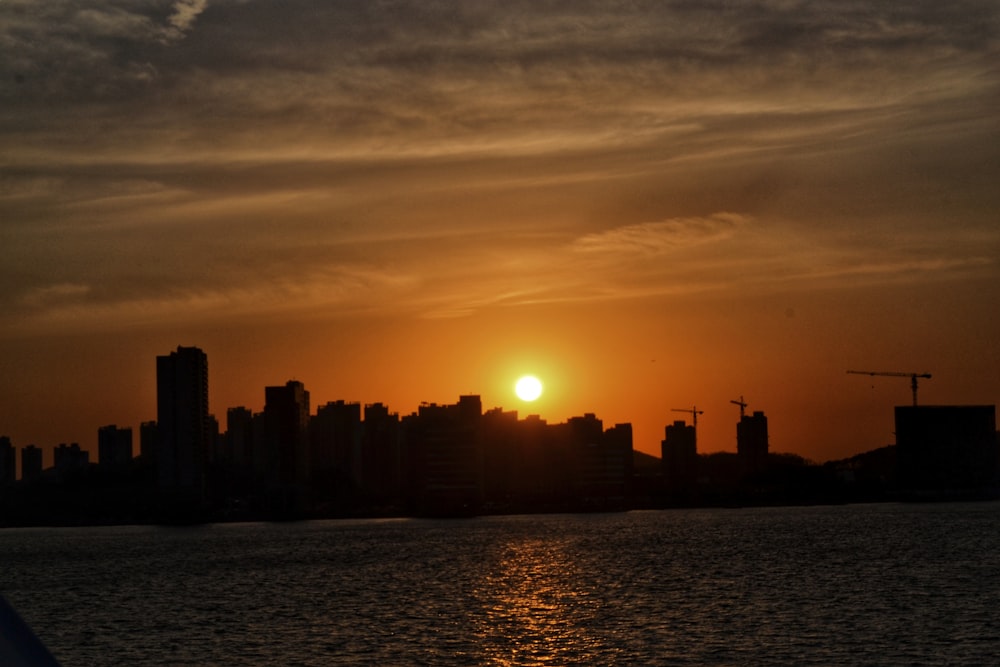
[2, 505, 1000, 665]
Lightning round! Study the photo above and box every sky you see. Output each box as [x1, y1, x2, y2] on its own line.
[1, 0, 998, 466]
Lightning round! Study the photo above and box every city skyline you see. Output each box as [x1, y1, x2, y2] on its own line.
[3, 343, 992, 476]
[3, 345, 995, 526]
[2, 343, 740, 469]
[1, 2, 998, 464]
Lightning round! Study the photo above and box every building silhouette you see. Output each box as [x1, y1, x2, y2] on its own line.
[566, 415, 632, 506]
[19, 342, 980, 524]
[478, 408, 634, 512]
[156, 346, 211, 495]
[310, 400, 362, 491]
[139, 421, 157, 465]
[895, 405, 998, 497]
[0, 436, 14, 486]
[403, 396, 484, 515]
[737, 410, 769, 476]
[481, 408, 523, 507]
[98, 424, 133, 471]
[262, 380, 311, 511]
[662, 420, 697, 494]
[360, 402, 403, 506]
[53, 443, 89, 477]
[21, 445, 43, 483]
[223, 407, 253, 470]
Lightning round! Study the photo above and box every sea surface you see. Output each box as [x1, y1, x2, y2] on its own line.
[2, 503, 999, 666]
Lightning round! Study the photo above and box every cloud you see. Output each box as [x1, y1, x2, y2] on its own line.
[164, 0, 208, 41]
[572, 214, 749, 256]
[5, 263, 414, 336]
[21, 283, 91, 309]
[0, 0, 996, 337]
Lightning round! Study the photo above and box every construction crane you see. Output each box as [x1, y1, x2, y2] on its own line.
[846, 370, 932, 406]
[671, 405, 704, 429]
[730, 395, 748, 419]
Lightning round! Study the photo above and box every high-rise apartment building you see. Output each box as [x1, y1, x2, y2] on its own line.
[53, 443, 89, 476]
[224, 407, 254, 470]
[662, 419, 697, 492]
[156, 346, 210, 492]
[737, 410, 769, 476]
[263, 380, 311, 495]
[98, 424, 133, 471]
[311, 400, 362, 486]
[0, 436, 15, 485]
[404, 395, 484, 514]
[361, 402, 402, 504]
[139, 421, 157, 463]
[21, 445, 43, 482]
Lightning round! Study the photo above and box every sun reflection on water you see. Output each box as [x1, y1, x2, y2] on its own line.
[472, 536, 609, 665]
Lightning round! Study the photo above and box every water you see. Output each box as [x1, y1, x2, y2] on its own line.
[2, 503, 999, 666]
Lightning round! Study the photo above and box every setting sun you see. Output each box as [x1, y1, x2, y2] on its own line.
[515, 375, 543, 402]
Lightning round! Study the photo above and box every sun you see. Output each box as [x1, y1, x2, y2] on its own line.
[515, 375, 543, 402]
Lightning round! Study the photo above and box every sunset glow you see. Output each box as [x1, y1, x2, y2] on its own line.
[0, 1, 997, 467]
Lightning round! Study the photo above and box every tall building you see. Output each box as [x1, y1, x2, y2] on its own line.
[404, 395, 484, 515]
[895, 405, 998, 496]
[310, 400, 362, 486]
[595, 422, 634, 502]
[224, 407, 254, 470]
[361, 402, 402, 504]
[21, 445, 43, 482]
[662, 420, 697, 493]
[737, 410, 769, 476]
[0, 436, 15, 485]
[53, 443, 89, 476]
[481, 408, 523, 506]
[262, 380, 311, 507]
[98, 424, 133, 471]
[156, 345, 210, 492]
[563, 414, 632, 505]
[139, 421, 157, 463]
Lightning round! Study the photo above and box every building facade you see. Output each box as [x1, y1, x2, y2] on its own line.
[0, 436, 14, 485]
[737, 410, 769, 476]
[156, 345, 211, 492]
[98, 424, 133, 471]
[662, 420, 698, 493]
[21, 445, 43, 482]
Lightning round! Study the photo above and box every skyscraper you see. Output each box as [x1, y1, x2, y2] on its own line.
[737, 410, 769, 476]
[405, 395, 484, 515]
[139, 420, 158, 463]
[224, 406, 254, 469]
[0, 436, 14, 486]
[311, 400, 362, 486]
[662, 420, 697, 493]
[262, 380, 311, 506]
[156, 346, 210, 493]
[98, 424, 133, 471]
[21, 445, 42, 482]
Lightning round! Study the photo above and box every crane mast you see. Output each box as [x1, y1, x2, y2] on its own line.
[730, 395, 748, 419]
[846, 370, 932, 406]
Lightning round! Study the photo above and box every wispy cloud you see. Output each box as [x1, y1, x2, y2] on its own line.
[21, 283, 91, 309]
[165, 0, 208, 38]
[573, 214, 748, 256]
[0, 0, 997, 337]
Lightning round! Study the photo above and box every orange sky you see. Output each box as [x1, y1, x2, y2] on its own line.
[1, 1, 998, 465]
